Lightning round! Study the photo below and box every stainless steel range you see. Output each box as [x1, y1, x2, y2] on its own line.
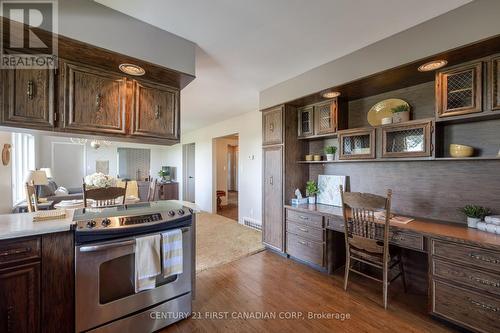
[73, 201, 194, 333]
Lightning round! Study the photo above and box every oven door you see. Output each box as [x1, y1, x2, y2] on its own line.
[75, 227, 192, 332]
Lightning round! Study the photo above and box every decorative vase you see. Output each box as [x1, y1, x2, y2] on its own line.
[392, 111, 410, 123]
[467, 217, 481, 228]
[326, 154, 334, 161]
[308, 196, 316, 204]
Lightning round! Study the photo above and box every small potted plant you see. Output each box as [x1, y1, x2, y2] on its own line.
[305, 180, 319, 204]
[325, 146, 337, 161]
[158, 169, 169, 183]
[459, 205, 491, 228]
[391, 104, 410, 123]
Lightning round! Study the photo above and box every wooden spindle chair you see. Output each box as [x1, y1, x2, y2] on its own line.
[147, 179, 157, 202]
[25, 181, 39, 212]
[83, 180, 128, 208]
[339, 185, 406, 309]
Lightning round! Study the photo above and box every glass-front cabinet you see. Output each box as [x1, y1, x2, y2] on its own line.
[339, 128, 375, 160]
[297, 98, 338, 138]
[297, 106, 314, 137]
[381, 119, 433, 158]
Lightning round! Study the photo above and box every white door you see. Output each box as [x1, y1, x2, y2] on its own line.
[52, 142, 85, 189]
[183, 143, 195, 203]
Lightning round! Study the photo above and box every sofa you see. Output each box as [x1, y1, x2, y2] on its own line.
[38, 180, 83, 204]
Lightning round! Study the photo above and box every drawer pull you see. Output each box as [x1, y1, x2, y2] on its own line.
[469, 253, 500, 264]
[298, 227, 308, 232]
[469, 276, 500, 288]
[468, 298, 498, 312]
[0, 247, 31, 257]
[155, 105, 161, 119]
[298, 240, 307, 246]
[27, 80, 34, 99]
[392, 235, 405, 241]
[298, 215, 310, 221]
[95, 93, 102, 110]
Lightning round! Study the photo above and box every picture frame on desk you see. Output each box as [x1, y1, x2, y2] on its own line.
[317, 175, 347, 207]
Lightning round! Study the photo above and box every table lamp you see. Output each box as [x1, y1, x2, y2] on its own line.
[25, 170, 49, 202]
[39, 167, 53, 179]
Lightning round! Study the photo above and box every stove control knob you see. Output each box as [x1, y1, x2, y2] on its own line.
[87, 220, 96, 228]
[188, 208, 194, 214]
[168, 210, 176, 217]
[102, 219, 111, 227]
[178, 209, 185, 216]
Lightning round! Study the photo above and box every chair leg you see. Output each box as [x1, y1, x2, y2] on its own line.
[399, 255, 407, 293]
[343, 254, 350, 291]
[383, 260, 388, 310]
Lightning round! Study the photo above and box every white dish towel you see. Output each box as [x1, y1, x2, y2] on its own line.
[162, 229, 183, 278]
[135, 234, 161, 293]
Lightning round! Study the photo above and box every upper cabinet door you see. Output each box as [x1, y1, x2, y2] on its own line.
[2, 69, 54, 129]
[314, 99, 337, 135]
[492, 56, 500, 111]
[131, 80, 179, 140]
[436, 62, 483, 118]
[297, 106, 314, 137]
[61, 61, 126, 134]
[262, 106, 283, 145]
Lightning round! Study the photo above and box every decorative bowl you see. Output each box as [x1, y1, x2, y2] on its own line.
[449, 144, 474, 158]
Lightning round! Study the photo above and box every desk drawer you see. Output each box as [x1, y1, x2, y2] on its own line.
[326, 216, 345, 232]
[0, 237, 41, 267]
[433, 259, 500, 296]
[286, 210, 323, 228]
[286, 232, 324, 267]
[432, 239, 500, 273]
[286, 221, 324, 242]
[390, 230, 425, 252]
[432, 279, 500, 333]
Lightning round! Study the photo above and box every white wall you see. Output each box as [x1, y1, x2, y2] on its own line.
[168, 110, 262, 224]
[260, 0, 500, 109]
[0, 132, 12, 213]
[58, 0, 196, 76]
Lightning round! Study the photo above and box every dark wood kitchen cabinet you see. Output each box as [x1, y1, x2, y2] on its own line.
[2, 68, 55, 129]
[262, 106, 283, 145]
[60, 60, 127, 134]
[314, 99, 337, 135]
[263, 145, 284, 251]
[492, 56, 500, 111]
[131, 80, 179, 140]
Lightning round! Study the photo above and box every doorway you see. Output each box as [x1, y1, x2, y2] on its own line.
[214, 134, 239, 222]
[183, 143, 195, 203]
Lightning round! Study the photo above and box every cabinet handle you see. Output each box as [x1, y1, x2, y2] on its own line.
[469, 276, 500, 288]
[27, 80, 34, 100]
[298, 240, 307, 246]
[299, 215, 309, 220]
[0, 247, 31, 258]
[7, 306, 14, 333]
[468, 298, 498, 312]
[155, 105, 161, 119]
[298, 227, 308, 232]
[392, 235, 405, 241]
[468, 253, 500, 264]
[269, 176, 273, 185]
[95, 93, 102, 110]
[269, 123, 274, 132]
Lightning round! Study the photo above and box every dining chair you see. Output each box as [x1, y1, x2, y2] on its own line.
[25, 181, 39, 212]
[147, 179, 157, 202]
[83, 181, 128, 208]
[339, 185, 406, 309]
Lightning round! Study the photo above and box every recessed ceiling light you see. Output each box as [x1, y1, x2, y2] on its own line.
[418, 60, 448, 72]
[322, 91, 341, 98]
[119, 63, 146, 76]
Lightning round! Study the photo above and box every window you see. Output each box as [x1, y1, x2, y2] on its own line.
[11, 133, 35, 205]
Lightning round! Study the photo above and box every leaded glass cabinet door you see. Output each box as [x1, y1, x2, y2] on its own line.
[297, 106, 314, 137]
[314, 99, 337, 135]
[339, 128, 375, 160]
[492, 56, 500, 111]
[436, 62, 482, 118]
[381, 120, 433, 158]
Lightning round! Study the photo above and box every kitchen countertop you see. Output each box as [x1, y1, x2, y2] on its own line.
[0, 200, 201, 241]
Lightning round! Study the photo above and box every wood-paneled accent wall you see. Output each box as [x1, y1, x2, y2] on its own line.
[309, 160, 500, 224]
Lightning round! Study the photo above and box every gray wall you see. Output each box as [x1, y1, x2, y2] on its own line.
[260, 0, 500, 109]
[59, 0, 195, 76]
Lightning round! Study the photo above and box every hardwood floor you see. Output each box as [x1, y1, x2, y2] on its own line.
[162, 251, 457, 333]
[217, 191, 238, 221]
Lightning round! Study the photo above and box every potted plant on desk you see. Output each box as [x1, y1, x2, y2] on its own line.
[459, 205, 491, 228]
[306, 180, 319, 204]
[325, 146, 337, 161]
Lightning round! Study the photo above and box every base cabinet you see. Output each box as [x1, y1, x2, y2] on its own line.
[0, 262, 40, 333]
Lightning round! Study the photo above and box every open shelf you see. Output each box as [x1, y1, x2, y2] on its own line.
[298, 132, 338, 140]
[297, 156, 500, 164]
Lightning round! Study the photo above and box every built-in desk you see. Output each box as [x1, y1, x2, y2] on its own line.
[284, 204, 500, 333]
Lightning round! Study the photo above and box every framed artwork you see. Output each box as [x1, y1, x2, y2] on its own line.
[317, 175, 347, 207]
[96, 160, 109, 174]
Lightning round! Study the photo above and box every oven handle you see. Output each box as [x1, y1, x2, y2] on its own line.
[78, 227, 190, 253]
[79, 239, 136, 253]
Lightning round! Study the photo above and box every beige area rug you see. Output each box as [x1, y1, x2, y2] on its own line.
[195, 212, 264, 272]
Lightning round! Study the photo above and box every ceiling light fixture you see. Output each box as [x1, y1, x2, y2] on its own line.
[321, 91, 341, 99]
[119, 63, 146, 76]
[418, 60, 448, 72]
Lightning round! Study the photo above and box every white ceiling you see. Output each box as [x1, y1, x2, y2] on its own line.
[96, 0, 471, 133]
